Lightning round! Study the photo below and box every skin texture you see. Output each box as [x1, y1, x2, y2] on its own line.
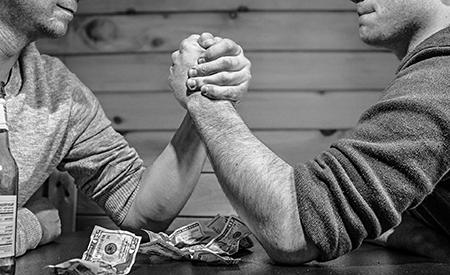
[172, 0, 450, 264]
[172, 36, 317, 265]
[0, 1, 251, 255]
[351, 0, 450, 58]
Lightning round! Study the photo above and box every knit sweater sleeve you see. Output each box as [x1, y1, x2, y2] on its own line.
[16, 208, 42, 257]
[55, 67, 145, 226]
[294, 76, 450, 261]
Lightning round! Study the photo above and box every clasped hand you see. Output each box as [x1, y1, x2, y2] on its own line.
[169, 33, 251, 107]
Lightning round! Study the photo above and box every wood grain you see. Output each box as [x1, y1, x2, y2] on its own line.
[60, 52, 397, 92]
[95, 91, 383, 130]
[38, 12, 372, 54]
[76, 215, 213, 232]
[76, 0, 355, 14]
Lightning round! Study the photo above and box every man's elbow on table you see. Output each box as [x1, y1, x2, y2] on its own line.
[250, 207, 320, 265]
[120, 200, 175, 233]
[260, 230, 320, 265]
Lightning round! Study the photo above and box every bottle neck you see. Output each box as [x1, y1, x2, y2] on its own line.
[0, 83, 11, 156]
[0, 82, 8, 132]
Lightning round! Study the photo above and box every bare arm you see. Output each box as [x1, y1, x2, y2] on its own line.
[121, 114, 206, 231]
[121, 34, 251, 232]
[186, 94, 319, 264]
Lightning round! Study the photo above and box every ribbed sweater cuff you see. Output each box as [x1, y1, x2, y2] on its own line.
[16, 208, 42, 257]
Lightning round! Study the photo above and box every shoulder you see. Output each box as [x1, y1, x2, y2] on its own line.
[378, 54, 450, 108]
[21, 43, 96, 104]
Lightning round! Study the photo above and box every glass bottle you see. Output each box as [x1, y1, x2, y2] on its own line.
[0, 81, 18, 275]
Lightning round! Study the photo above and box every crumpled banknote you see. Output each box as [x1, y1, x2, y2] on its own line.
[47, 215, 254, 274]
[138, 215, 253, 265]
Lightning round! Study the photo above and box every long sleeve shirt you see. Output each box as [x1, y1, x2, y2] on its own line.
[294, 27, 450, 261]
[3, 43, 145, 255]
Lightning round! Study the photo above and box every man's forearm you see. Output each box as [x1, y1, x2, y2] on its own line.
[122, 113, 207, 232]
[186, 93, 318, 263]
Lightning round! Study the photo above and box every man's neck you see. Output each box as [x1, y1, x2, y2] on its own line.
[393, 14, 450, 60]
[0, 21, 30, 83]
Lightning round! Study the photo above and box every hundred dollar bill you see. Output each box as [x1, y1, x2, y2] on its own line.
[46, 258, 116, 275]
[206, 216, 252, 255]
[168, 221, 206, 247]
[82, 226, 141, 275]
[206, 215, 254, 251]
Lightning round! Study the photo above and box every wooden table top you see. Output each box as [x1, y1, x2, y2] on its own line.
[16, 231, 450, 275]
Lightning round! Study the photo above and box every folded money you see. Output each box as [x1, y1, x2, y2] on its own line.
[169, 221, 206, 247]
[206, 215, 254, 249]
[205, 216, 253, 254]
[46, 258, 116, 275]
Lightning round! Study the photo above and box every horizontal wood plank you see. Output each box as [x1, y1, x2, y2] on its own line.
[77, 0, 355, 14]
[38, 12, 372, 54]
[77, 174, 235, 216]
[95, 91, 383, 130]
[123, 129, 351, 172]
[76, 215, 218, 232]
[61, 52, 397, 92]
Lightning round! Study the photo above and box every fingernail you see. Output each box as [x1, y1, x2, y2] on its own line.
[198, 57, 206, 64]
[201, 86, 210, 93]
[201, 90, 210, 98]
[187, 79, 197, 90]
[188, 68, 197, 77]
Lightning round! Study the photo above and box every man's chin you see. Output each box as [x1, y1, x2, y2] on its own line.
[359, 29, 388, 48]
[38, 22, 69, 39]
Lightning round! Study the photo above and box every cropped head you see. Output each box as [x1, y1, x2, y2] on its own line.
[0, 0, 78, 40]
[350, 0, 450, 58]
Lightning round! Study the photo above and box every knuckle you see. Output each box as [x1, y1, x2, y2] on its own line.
[171, 51, 178, 61]
[196, 65, 208, 75]
[200, 32, 212, 39]
[225, 89, 239, 101]
[188, 34, 199, 40]
[222, 57, 236, 69]
[222, 38, 235, 51]
[180, 39, 191, 50]
[218, 72, 231, 83]
[244, 71, 252, 81]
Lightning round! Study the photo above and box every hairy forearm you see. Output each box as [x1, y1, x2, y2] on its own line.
[122, 114, 207, 231]
[186, 93, 317, 263]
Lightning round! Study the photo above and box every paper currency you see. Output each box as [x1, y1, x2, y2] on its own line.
[192, 248, 241, 265]
[82, 226, 141, 275]
[138, 215, 253, 265]
[206, 215, 254, 250]
[46, 258, 116, 275]
[206, 216, 252, 255]
[169, 221, 206, 247]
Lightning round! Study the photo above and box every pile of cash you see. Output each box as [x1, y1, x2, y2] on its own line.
[139, 215, 253, 265]
[47, 215, 253, 274]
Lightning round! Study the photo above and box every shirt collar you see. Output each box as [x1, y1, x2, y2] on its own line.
[397, 26, 450, 73]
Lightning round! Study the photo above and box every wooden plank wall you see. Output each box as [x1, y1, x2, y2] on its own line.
[36, 0, 399, 231]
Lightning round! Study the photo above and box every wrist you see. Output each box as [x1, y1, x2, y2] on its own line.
[17, 208, 43, 256]
[186, 92, 235, 113]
